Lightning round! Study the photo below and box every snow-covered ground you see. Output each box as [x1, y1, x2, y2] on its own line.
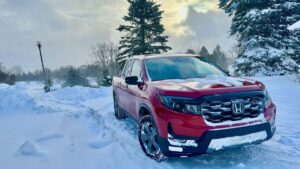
[0, 76, 299, 169]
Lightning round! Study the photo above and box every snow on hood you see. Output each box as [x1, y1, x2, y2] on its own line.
[151, 75, 259, 91]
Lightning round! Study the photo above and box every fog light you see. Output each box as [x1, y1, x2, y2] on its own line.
[169, 138, 187, 144]
[168, 134, 198, 147]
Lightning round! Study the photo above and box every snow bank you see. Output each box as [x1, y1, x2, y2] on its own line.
[0, 82, 38, 112]
[0, 76, 300, 169]
[50, 86, 111, 102]
[0, 82, 111, 114]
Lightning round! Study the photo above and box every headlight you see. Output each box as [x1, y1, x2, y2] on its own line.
[264, 90, 272, 105]
[160, 95, 201, 115]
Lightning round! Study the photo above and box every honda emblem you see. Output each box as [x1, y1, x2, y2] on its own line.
[232, 100, 244, 115]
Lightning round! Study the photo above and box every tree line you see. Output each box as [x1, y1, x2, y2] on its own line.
[185, 45, 234, 71]
[1, 44, 231, 88]
[7, 43, 231, 84]
[2, 42, 119, 87]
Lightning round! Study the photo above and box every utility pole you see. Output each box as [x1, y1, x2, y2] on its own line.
[36, 41, 46, 81]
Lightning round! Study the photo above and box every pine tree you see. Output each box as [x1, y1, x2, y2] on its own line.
[65, 68, 89, 87]
[219, 0, 299, 76]
[0, 63, 16, 85]
[278, 0, 300, 64]
[185, 48, 196, 54]
[293, 29, 300, 64]
[211, 45, 229, 70]
[198, 46, 210, 57]
[44, 78, 53, 93]
[117, 0, 171, 68]
[269, 0, 300, 65]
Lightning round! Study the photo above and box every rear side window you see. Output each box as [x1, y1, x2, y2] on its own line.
[131, 60, 142, 77]
[122, 60, 133, 77]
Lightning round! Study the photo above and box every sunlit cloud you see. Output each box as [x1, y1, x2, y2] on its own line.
[156, 0, 219, 36]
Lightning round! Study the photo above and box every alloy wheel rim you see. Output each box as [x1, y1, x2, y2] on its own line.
[140, 121, 160, 156]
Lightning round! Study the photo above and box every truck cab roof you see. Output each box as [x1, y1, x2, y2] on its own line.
[130, 54, 202, 60]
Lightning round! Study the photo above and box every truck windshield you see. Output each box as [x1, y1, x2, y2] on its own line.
[145, 56, 226, 81]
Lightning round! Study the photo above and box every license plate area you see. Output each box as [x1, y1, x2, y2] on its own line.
[207, 131, 267, 153]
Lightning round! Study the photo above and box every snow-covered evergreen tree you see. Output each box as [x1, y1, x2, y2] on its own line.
[293, 28, 300, 64]
[269, 1, 300, 65]
[117, 0, 171, 68]
[278, 0, 300, 64]
[219, 0, 299, 76]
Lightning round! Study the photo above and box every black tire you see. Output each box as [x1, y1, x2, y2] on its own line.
[113, 93, 126, 119]
[138, 115, 167, 162]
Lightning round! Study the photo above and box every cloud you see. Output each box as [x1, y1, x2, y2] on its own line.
[0, 0, 234, 70]
[0, 0, 126, 71]
[157, 0, 219, 36]
[168, 6, 234, 54]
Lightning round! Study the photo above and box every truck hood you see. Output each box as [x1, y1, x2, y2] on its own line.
[151, 76, 264, 96]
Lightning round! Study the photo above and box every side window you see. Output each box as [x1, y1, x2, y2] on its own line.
[131, 60, 142, 77]
[122, 60, 133, 78]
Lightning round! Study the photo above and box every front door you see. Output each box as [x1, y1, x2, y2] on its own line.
[117, 60, 133, 111]
[126, 59, 142, 119]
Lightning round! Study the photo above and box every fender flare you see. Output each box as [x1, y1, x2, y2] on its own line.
[138, 103, 154, 120]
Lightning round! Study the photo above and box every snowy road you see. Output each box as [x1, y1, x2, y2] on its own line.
[0, 76, 299, 169]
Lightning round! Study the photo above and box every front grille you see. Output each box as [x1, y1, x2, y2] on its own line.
[201, 94, 264, 123]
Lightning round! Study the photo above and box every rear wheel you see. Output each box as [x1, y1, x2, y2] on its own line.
[113, 94, 126, 119]
[138, 115, 166, 162]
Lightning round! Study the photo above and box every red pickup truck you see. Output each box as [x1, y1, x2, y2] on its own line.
[112, 54, 276, 161]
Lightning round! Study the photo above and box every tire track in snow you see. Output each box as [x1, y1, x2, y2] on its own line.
[84, 108, 173, 169]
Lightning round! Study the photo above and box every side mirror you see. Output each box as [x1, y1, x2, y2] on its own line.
[125, 76, 139, 85]
[225, 71, 230, 76]
[224, 70, 234, 76]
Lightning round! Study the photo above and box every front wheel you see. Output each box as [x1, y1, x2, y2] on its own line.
[138, 115, 167, 162]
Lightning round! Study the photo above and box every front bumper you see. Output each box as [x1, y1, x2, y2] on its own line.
[157, 122, 275, 157]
